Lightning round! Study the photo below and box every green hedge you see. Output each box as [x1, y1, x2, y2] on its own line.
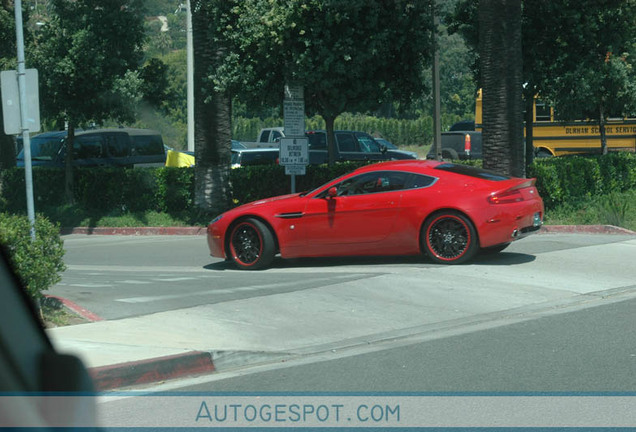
[528, 153, 636, 209]
[0, 214, 66, 302]
[232, 113, 466, 147]
[229, 161, 368, 205]
[0, 167, 194, 216]
[1, 153, 635, 224]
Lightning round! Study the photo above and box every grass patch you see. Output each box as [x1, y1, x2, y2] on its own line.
[41, 296, 89, 327]
[545, 189, 636, 231]
[402, 143, 431, 159]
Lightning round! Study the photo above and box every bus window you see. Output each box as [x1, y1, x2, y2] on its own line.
[535, 99, 552, 122]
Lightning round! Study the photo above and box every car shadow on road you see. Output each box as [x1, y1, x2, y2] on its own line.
[203, 252, 535, 271]
[472, 252, 536, 266]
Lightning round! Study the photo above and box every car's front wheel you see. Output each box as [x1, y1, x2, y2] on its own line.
[422, 211, 478, 264]
[228, 218, 275, 270]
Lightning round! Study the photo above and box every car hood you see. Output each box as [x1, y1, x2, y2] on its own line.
[230, 193, 305, 213]
[388, 149, 418, 159]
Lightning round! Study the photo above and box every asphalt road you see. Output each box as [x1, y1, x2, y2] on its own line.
[49, 232, 636, 428]
[48, 233, 634, 321]
[97, 296, 636, 428]
[140, 296, 636, 392]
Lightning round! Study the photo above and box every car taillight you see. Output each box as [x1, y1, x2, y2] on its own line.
[488, 179, 535, 204]
[488, 189, 524, 204]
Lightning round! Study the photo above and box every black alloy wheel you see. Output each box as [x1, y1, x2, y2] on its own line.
[228, 218, 275, 270]
[422, 211, 478, 264]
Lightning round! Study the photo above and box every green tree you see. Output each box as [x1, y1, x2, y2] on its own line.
[140, 57, 169, 108]
[30, 0, 145, 203]
[534, 1, 636, 155]
[0, 0, 23, 172]
[217, 0, 434, 166]
[283, 0, 434, 165]
[449, 0, 636, 164]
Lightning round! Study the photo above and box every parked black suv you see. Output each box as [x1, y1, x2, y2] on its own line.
[17, 128, 166, 168]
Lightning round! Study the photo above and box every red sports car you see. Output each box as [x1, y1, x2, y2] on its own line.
[207, 160, 544, 269]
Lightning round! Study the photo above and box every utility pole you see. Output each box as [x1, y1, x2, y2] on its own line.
[14, 0, 36, 240]
[431, 2, 442, 161]
[186, 0, 195, 152]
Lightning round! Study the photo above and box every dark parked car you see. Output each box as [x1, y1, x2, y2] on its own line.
[306, 130, 417, 164]
[231, 148, 279, 168]
[427, 131, 482, 160]
[17, 128, 166, 168]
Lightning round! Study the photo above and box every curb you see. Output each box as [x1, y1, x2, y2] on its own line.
[89, 351, 215, 391]
[45, 295, 104, 322]
[539, 225, 636, 235]
[60, 226, 207, 235]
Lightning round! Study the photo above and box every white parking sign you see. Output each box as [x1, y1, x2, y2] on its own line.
[279, 138, 309, 166]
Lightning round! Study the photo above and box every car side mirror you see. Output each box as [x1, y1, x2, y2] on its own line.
[327, 187, 338, 198]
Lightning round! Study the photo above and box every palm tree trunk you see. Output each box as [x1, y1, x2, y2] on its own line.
[479, 0, 524, 177]
[192, 1, 232, 214]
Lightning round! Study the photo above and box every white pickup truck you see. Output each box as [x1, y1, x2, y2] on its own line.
[240, 127, 285, 148]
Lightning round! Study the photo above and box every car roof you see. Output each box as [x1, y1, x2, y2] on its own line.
[306, 130, 372, 134]
[30, 130, 68, 139]
[232, 148, 279, 153]
[353, 159, 443, 174]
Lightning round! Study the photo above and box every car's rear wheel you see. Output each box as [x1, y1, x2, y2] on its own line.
[422, 211, 478, 264]
[228, 218, 275, 270]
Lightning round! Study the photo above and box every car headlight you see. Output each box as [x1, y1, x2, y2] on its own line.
[210, 215, 223, 224]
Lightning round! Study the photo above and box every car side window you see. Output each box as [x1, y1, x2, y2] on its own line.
[105, 133, 130, 157]
[259, 130, 271, 143]
[356, 133, 381, 153]
[132, 134, 164, 156]
[73, 135, 104, 159]
[336, 133, 359, 152]
[407, 174, 436, 189]
[335, 171, 411, 196]
[307, 133, 327, 149]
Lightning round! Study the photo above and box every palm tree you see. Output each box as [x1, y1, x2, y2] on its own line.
[479, 0, 524, 177]
[191, 1, 232, 214]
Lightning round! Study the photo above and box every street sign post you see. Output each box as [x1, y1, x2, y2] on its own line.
[1, 69, 40, 135]
[282, 84, 307, 193]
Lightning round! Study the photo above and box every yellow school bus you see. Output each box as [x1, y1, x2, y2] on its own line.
[475, 89, 636, 156]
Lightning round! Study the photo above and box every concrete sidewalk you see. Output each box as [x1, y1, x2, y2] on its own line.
[46, 226, 636, 391]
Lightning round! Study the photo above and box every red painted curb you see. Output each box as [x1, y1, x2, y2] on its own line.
[90, 351, 215, 391]
[540, 225, 636, 235]
[60, 227, 207, 235]
[45, 295, 104, 322]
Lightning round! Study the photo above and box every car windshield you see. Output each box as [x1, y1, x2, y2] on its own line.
[17, 136, 64, 160]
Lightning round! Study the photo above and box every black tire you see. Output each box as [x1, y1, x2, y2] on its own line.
[422, 211, 479, 264]
[481, 243, 510, 254]
[441, 148, 459, 160]
[228, 218, 275, 270]
[536, 149, 553, 158]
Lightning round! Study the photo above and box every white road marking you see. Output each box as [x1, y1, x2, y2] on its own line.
[115, 274, 368, 303]
[151, 277, 198, 282]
